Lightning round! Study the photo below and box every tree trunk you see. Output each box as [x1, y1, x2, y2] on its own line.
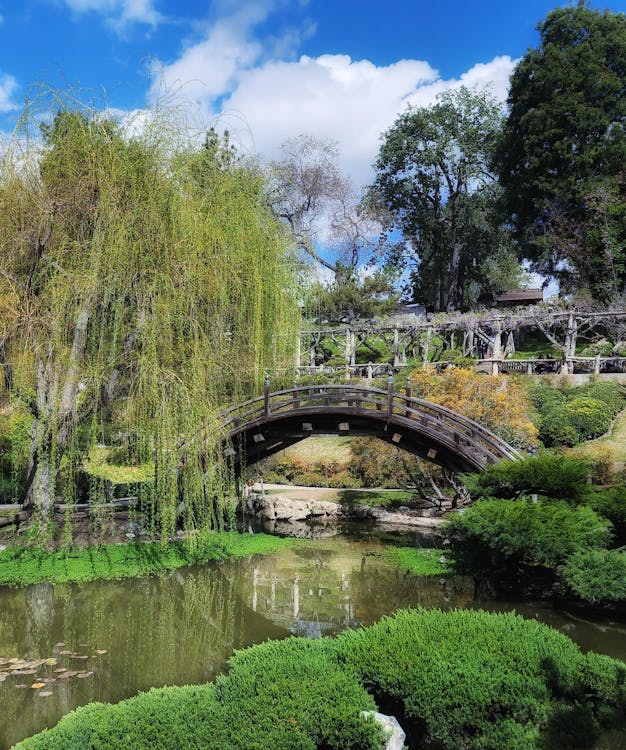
[23, 447, 54, 517]
[446, 242, 463, 312]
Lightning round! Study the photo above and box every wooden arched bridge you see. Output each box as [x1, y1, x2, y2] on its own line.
[220, 380, 522, 474]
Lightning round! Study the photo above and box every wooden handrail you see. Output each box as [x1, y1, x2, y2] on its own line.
[219, 384, 523, 464]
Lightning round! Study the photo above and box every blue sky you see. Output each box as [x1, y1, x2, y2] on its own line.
[1, 0, 625, 185]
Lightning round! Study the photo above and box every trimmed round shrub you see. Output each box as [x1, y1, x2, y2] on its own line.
[530, 382, 626, 448]
[574, 382, 626, 413]
[527, 384, 567, 414]
[446, 499, 611, 574]
[540, 407, 580, 447]
[14, 609, 626, 750]
[564, 397, 612, 441]
[333, 608, 626, 750]
[463, 454, 591, 503]
[561, 550, 626, 605]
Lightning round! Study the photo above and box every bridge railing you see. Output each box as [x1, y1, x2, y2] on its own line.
[220, 384, 522, 466]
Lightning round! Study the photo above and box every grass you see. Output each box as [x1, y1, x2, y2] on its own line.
[83, 446, 154, 484]
[383, 546, 451, 576]
[0, 532, 300, 588]
[277, 436, 354, 466]
[337, 489, 416, 508]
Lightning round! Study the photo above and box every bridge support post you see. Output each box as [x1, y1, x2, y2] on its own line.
[387, 370, 394, 421]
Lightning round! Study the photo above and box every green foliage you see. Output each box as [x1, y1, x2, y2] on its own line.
[333, 608, 626, 750]
[0, 102, 299, 536]
[15, 639, 384, 750]
[527, 383, 567, 414]
[213, 638, 383, 750]
[463, 454, 591, 504]
[0, 404, 34, 502]
[561, 550, 626, 605]
[528, 382, 626, 447]
[446, 499, 611, 573]
[498, 4, 626, 297]
[577, 382, 626, 412]
[303, 267, 399, 324]
[371, 86, 518, 311]
[0, 532, 299, 587]
[586, 486, 626, 547]
[383, 546, 450, 576]
[562, 397, 613, 441]
[15, 608, 626, 750]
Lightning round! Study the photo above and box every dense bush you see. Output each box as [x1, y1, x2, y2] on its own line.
[577, 382, 626, 412]
[15, 608, 626, 750]
[213, 638, 383, 750]
[529, 382, 626, 447]
[463, 454, 591, 504]
[15, 640, 383, 750]
[333, 609, 626, 750]
[561, 550, 626, 605]
[563, 397, 613, 440]
[527, 383, 567, 414]
[446, 499, 611, 574]
[586, 486, 626, 546]
[410, 368, 538, 449]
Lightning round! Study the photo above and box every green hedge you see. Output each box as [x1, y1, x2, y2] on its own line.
[561, 550, 626, 605]
[463, 454, 591, 503]
[528, 382, 626, 447]
[586, 486, 626, 547]
[14, 608, 626, 750]
[333, 608, 626, 750]
[446, 499, 611, 574]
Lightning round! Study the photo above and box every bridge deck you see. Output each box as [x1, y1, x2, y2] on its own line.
[220, 384, 522, 472]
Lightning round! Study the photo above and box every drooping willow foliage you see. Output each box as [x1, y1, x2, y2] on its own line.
[0, 99, 300, 538]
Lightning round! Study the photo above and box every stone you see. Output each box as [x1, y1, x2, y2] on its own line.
[308, 501, 341, 518]
[361, 711, 406, 750]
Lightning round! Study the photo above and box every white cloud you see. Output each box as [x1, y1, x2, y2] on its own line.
[60, 0, 162, 31]
[150, 5, 516, 186]
[0, 72, 18, 114]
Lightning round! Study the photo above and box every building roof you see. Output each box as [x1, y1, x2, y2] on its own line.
[495, 288, 544, 304]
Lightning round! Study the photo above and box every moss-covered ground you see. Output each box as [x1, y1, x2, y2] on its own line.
[0, 533, 300, 588]
[383, 546, 450, 575]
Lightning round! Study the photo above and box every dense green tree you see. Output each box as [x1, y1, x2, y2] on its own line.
[371, 86, 521, 311]
[498, 3, 626, 298]
[303, 266, 399, 323]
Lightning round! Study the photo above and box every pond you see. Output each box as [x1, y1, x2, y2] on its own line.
[0, 529, 625, 749]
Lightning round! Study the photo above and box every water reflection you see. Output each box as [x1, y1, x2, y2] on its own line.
[0, 535, 624, 749]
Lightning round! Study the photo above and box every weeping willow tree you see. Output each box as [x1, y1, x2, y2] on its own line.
[0, 101, 299, 537]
